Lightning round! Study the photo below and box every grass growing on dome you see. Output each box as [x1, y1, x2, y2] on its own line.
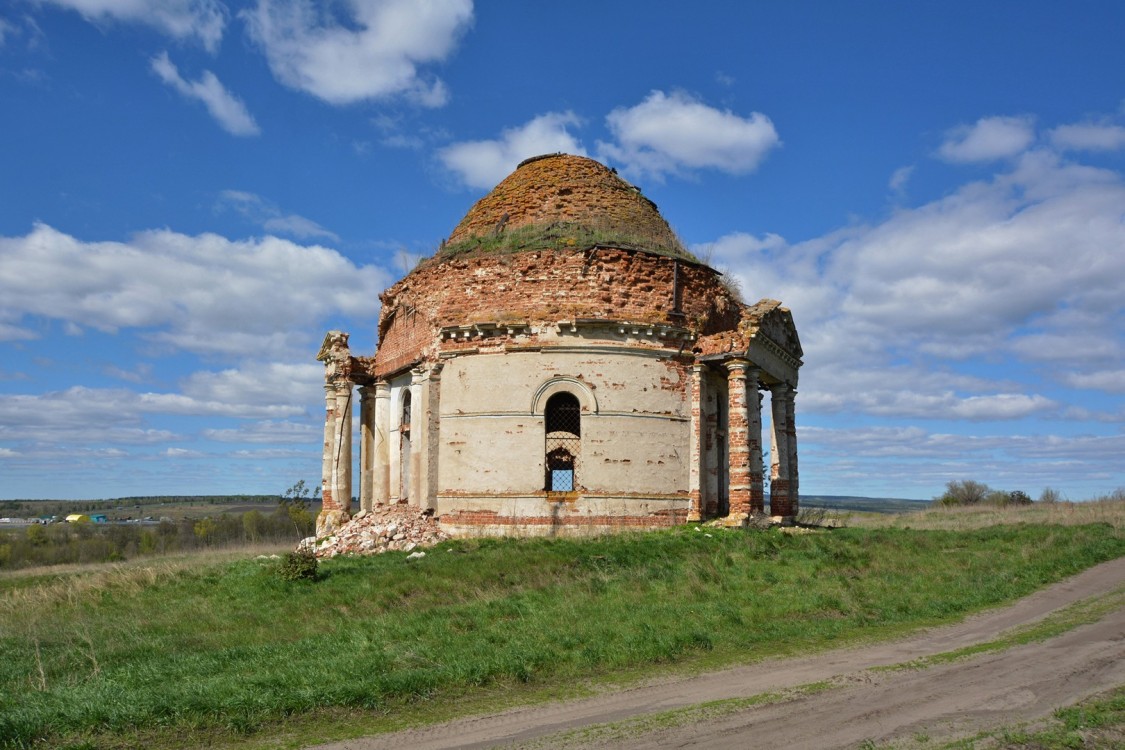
[437, 221, 703, 263]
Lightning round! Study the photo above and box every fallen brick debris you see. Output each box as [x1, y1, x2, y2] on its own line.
[304, 505, 450, 558]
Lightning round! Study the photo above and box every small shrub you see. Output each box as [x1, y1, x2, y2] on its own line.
[985, 489, 1012, 506]
[934, 479, 990, 506]
[1039, 486, 1062, 503]
[1007, 490, 1032, 505]
[277, 548, 319, 582]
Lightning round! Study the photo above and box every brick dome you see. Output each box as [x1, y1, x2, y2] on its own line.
[443, 153, 691, 260]
[369, 154, 748, 377]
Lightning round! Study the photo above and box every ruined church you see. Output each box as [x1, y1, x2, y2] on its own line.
[316, 154, 802, 538]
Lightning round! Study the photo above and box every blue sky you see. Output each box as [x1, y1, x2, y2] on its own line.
[2, 1, 1124, 501]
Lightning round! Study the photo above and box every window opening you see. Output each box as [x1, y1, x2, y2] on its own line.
[544, 392, 581, 493]
[399, 390, 412, 501]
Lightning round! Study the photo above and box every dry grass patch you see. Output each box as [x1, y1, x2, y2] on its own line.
[852, 498, 1125, 531]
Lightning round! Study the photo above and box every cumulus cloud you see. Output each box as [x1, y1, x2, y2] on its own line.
[598, 90, 780, 179]
[204, 419, 319, 443]
[217, 190, 338, 241]
[697, 143, 1125, 430]
[802, 424, 1125, 495]
[151, 51, 260, 136]
[1064, 370, 1125, 393]
[0, 223, 389, 358]
[1049, 122, 1125, 151]
[438, 111, 586, 189]
[938, 115, 1035, 162]
[180, 363, 322, 409]
[37, 0, 226, 52]
[0, 385, 301, 440]
[242, 0, 472, 106]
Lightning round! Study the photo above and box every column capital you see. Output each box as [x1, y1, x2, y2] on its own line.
[724, 357, 753, 373]
[374, 380, 391, 398]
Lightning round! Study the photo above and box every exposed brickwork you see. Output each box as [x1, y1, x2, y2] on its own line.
[372, 247, 742, 379]
[447, 154, 683, 253]
[725, 361, 752, 520]
[442, 508, 688, 528]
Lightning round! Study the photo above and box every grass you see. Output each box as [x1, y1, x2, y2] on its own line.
[0, 522, 1122, 749]
[851, 498, 1125, 531]
[876, 584, 1125, 672]
[436, 221, 699, 263]
[919, 686, 1125, 749]
[517, 681, 836, 749]
[529, 585, 1125, 750]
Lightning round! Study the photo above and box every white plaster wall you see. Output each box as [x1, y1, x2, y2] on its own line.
[437, 348, 690, 497]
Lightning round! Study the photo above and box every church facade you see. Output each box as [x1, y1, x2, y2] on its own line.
[316, 154, 802, 538]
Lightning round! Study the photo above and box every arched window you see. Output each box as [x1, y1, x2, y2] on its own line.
[544, 392, 580, 492]
[400, 390, 412, 433]
[399, 390, 412, 501]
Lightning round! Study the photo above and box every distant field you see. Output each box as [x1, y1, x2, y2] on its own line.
[0, 495, 321, 523]
[799, 495, 929, 514]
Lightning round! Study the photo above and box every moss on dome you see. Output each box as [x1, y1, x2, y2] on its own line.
[441, 154, 698, 262]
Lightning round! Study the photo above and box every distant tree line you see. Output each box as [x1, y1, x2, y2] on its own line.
[0, 487, 317, 570]
[0, 495, 283, 518]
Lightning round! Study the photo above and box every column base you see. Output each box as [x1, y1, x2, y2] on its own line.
[316, 508, 351, 538]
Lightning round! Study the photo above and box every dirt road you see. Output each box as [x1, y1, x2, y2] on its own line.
[311, 557, 1125, 749]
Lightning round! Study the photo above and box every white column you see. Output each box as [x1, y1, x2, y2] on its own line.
[373, 381, 390, 505]
[317, 380, 353, 536]
[408, 369, 424, 508]
[418, 363, 442, 512]
[358, 385, 375, 513]
[769, 383, 792, 518]
[687, 364, 705, 522]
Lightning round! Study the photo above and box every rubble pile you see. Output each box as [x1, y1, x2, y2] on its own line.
[309, 505, 450, 558]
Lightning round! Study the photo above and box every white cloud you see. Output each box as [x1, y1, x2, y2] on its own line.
[1049, 122, 1125, 151]
[1064, 370, 1125, 393]
[938, 115, 1035, 162]
[204, 419, 319, 444]
[151, 51, 260, 136]
[217, 190, 338, 241]
[438, 111, 586, 189]
[0, 223, 389, 358]
[0, 17, 13, 46]
[37, 0, 226, 52]
[888, 165, 914, 193]
[180, 363, 322, 409]
[242, 0, 473, 106]
[0, 322, 36, 342]
[698, 145, 1125, 423]
[598, 90, 780, 179]
[0, 385, 300, 440]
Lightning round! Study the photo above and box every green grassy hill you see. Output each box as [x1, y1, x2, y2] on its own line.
[1, 516, 1121, 750]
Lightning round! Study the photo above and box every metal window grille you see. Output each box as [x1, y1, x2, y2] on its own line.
[545, 393, 581, 492]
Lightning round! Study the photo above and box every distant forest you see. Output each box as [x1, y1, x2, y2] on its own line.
[0, 495, 285, 517]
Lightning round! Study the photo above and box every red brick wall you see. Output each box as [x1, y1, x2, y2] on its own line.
[372, 247, 742, 378]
